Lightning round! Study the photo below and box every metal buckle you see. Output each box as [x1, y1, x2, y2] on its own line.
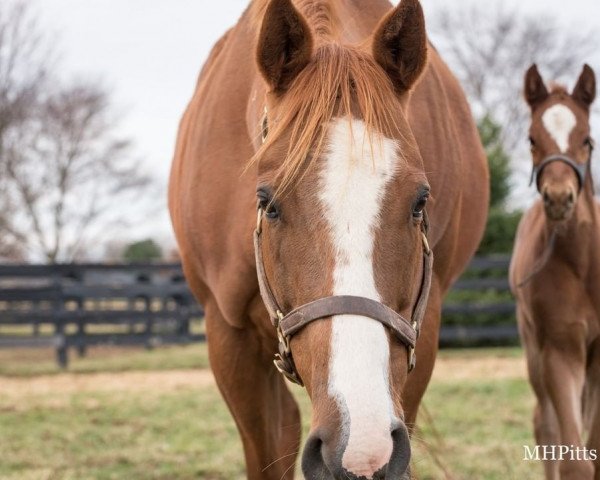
[408, 346, 416, 372]
[256, 208, 263, 234]
[273, 355, 303, 385]
[412, 320, 420, 340]
[421, 231, 431, 255]
[276, 320, 290, 355]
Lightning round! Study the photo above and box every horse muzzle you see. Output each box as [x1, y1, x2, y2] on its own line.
[301, 422, 411, 480]
[542, 183, 576, 221]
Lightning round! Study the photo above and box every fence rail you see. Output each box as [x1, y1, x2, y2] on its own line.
[0, 256, 516, 366]
[0, 263, 204, 366]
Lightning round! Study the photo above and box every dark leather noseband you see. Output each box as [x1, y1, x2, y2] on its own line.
[530, 154, 590, 193]
[253, 207, 434, 386]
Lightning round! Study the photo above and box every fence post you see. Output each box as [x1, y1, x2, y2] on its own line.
[76, 298, 87, 357]
[52, 268, 68, 368]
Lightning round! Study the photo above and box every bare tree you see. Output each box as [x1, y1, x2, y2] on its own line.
[0, 1, 154, 262]
[430, 3, 598, 155]
[2, 81, 151, 262]
[0, 1, 50, 152]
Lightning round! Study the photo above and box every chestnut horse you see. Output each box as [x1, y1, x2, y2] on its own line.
[510, 64, 600, 479]
[169, 0, 488, 478]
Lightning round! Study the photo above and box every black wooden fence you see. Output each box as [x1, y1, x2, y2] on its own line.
[0, 256, 516, 367]
[0, 263, 204, 367]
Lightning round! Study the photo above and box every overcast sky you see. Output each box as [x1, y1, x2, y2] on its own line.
[36, 0, 600, 247]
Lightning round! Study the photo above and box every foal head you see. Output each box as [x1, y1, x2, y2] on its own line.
[525, 64, 596, 223]
[252, 0, 429, 478]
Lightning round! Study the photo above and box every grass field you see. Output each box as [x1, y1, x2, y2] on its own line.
[0, 345, 544, 480]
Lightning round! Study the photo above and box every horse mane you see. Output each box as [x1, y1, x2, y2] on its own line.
[252, 42, 405, 197]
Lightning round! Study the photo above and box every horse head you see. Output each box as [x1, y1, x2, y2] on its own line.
[251, 0, 430, 477]
[525, 64, 596, 223]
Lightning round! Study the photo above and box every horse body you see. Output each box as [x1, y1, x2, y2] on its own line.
[510, 65, 600, 479]
[169, 1, 487, 478]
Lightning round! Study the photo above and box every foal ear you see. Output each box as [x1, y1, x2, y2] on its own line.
[572, 64, 596, 110]
[372, 0, 428, 94]
[524, 64, 549, 109]
[256, 0, 313, 94]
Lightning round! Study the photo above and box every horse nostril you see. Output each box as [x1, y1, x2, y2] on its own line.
[567, 191, 575, 203]
[385, 422, 412, 478]
[301, 434, 330, 480]
[543, 190, 551, 205]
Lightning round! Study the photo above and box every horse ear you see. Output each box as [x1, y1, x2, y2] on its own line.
[572, 64, 596, 110]
[372, 0, 428, 94]
[256, 0, 313, 94]
[524, 64, 549, 109]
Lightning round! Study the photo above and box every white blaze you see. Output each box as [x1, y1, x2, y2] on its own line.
[320, 117, 399, 477]
[542, 104, 577, 153]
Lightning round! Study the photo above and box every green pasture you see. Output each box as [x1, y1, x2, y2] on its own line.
[0, 345, 544, 479]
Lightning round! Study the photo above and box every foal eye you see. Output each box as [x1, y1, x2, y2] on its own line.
[412, 191, 429, 219]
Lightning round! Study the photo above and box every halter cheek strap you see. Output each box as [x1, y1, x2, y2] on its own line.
[253, 208, 434, 386]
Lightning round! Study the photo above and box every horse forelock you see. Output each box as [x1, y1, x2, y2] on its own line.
[251, 42, 408, 198]
[548, 83, 568, 95]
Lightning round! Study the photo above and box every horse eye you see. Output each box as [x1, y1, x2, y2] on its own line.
[413, 192, 429, 219]
[257, 190, 279, 220]
[528, 136, 536, 148]
[584, 137, 595, 149]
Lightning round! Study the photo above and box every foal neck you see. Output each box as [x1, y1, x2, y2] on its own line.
[549, 175, 599, 273]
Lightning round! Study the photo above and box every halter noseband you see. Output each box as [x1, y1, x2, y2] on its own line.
[254, 207, 434, 386]
[529, 151, 592, 193]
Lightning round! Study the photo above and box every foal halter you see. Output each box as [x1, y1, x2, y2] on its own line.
[519, 144, 594, 287]
[253, 208, 434, 386]
[529, 150, 593, 193]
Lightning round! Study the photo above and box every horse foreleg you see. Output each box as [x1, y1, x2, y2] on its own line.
[206, 305, 301, 480]
[401, 279, 441, 480]
[403, 278, 441, 430]
[543, 341, 594, 479]
[519, 307, 560, 479]
[584, 339, 600, 480]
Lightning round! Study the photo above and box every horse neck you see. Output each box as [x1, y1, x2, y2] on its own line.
[550, 173, 599, 276]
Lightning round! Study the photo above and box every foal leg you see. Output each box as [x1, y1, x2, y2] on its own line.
[205, 304, 302, 480]
[584, 340, 600, 480]
[533, 400, 560, 480]
[520, 308, 560, 479]
[544, 340, 594, 479]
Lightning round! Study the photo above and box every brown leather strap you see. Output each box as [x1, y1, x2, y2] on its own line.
[412, 245, 433, 337]
[253, 229, 282, 326]
[279, 295, 417, 347]
[253, 207, 434, 382]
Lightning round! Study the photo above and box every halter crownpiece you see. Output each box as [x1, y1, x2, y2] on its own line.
[253, 207, 434, 386]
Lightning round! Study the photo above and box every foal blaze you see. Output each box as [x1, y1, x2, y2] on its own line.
[320, 117, 399, 477]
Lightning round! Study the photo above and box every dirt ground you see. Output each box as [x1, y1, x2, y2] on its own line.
[1, 351, 527, 398]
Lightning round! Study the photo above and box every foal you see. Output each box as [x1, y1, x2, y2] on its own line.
[510, 64, 600, 479]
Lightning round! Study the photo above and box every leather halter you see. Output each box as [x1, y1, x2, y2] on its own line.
[253, 207, 434, 386]
[519, 144, 595, 287]
[529, 153, 591, 193]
